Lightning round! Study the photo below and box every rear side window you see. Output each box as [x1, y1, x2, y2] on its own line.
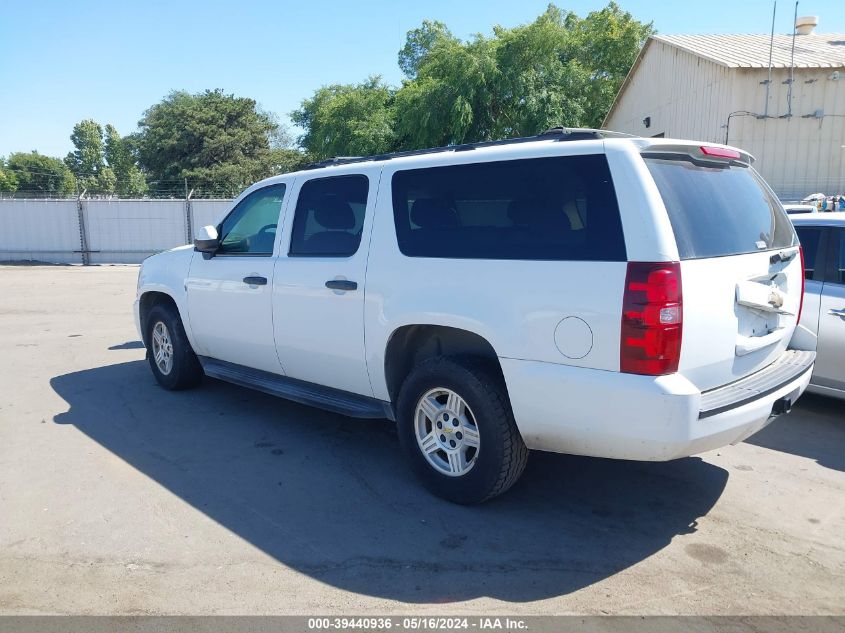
[645, 158, 796, 259]
[391, 155, 626, 261]
[289, 175, 369, 257]
[794, 226, 823, 280]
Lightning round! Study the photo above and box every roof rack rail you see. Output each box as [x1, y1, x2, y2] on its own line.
[302, 127, 629, 170]
[304, 156, 365, 169]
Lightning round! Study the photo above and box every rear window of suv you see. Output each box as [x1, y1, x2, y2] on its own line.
[645, 157, 796, 259]
[391, 154, 626, 261]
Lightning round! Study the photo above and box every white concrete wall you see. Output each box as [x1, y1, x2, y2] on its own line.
[605, 39, 845, 199]
[0, 199, 81, 263]
[0, 199, 233, 264]
[191, 199, 234, 235]
[85, 199, 187, 264]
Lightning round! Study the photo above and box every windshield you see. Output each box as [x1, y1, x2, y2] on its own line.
[645, 157, 797, 259]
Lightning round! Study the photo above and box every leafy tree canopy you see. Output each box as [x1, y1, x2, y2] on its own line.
[398, 20, 457, 79]
[104, 125, 147, 197]
[294, 2, 652, 157]
[395, 2, 652, 145]
[291, 77, 396, 160]
[0, 158, 19, 192]
[571, 1, 655, 127]
[64, 119, 113, 194]
[134, 89, 286, 197]
[60, 120, 147, 196]
[6, 152, 76, 196]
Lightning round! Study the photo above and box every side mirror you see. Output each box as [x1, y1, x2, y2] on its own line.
[194, 225, 219, 253]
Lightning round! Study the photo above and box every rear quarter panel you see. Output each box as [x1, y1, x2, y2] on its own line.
[364, 143, 636, 401]
[604, 140, 680, 263]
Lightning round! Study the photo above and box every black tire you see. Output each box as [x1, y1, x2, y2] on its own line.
[396, 356, 529, 504]
[145, 303, 204, 390]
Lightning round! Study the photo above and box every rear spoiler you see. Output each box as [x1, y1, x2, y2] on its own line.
[640, 143, 754, 168]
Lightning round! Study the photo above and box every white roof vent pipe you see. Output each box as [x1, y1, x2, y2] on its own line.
[795, 16, 818, 35]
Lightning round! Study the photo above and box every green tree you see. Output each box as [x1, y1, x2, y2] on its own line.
[293, 2, 652, 155]
[290, 77, 397, 160]
[65, 119, 115, 194]
[393, 36, 500, 148]
[135, 89, 288, 197]
[398, 20, 457, 79]
[104, 125, 147, 197]
[393, 3, 652, 147]
[270, 147, 310, 174]
[572, 2, 655, 127]
[489, 6, 592, 135]
[6, 152, 76, 196]
[63, 119, 147, 196]
[0, 158, 19, 192]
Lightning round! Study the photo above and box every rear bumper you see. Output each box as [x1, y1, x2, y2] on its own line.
[501, 350, 814, 461]
[699, 350, 814, 417]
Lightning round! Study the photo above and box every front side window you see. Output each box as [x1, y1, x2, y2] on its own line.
[390, 155, 626, 261]
[218, 184, 286, 255]
[289, 175, 369, 257]
[837, 230, 845, 285]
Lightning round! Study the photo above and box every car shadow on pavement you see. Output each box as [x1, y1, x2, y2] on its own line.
[51, 360, 729, 604]
[745, 393, 845, 472]
[108, 341, 145, 350]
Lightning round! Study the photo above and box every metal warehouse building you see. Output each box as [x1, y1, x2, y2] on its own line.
[603, 22, 845, 200]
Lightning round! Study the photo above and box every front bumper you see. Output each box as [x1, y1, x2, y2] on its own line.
[500, 350, 814, 461]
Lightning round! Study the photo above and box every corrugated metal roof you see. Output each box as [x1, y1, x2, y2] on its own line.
[652, 33, 845, 68]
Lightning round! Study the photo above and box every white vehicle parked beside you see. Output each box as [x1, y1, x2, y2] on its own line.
[135, 128, 815, 503]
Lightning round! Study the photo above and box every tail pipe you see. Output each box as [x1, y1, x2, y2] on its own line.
[771, 396, 793, 417]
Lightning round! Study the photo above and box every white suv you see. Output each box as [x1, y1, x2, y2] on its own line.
[134, 128, 816, 503]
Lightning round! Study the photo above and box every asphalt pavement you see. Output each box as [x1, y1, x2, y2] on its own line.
[0, 265, 842, 615]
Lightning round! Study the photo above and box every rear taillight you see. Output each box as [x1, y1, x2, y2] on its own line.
[797, 245, 805, 325]
[621, 262, 683, 375]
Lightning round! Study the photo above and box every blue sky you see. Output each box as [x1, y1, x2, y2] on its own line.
[1, 0, 843, 158]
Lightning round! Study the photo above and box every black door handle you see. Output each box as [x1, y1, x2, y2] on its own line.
[325, 279, 358, 291]
[243, 276, 267, 286]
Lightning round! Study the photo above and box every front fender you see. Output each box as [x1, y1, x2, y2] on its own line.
[136, 246, 196, 349]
